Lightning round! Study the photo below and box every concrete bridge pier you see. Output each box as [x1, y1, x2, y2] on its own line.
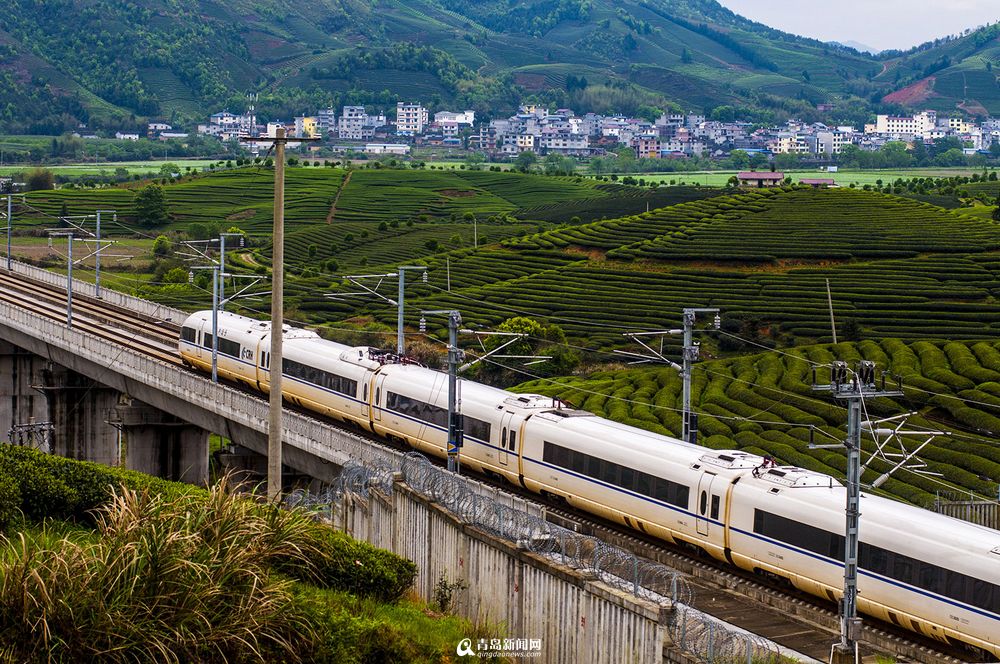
[110, 399, 209, 486]
[39, 364, 121, 466]
[0, 341, 49, 442]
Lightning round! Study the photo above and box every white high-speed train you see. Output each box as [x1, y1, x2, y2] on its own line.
[180, 310, 1000, 657]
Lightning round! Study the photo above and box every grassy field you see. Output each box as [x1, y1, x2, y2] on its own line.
[0, 159, 220, 177]
[515, 338, 1000, 504]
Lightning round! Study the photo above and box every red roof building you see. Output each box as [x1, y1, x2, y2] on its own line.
[736, 171, 785, 188]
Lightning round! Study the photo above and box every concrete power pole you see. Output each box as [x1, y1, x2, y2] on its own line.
[240, 127, 317, 501]
[267, 129, 287, 501]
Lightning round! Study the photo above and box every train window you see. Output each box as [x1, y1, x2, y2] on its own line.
[261, 352, 269, 369]
[363, 384, 368, 400]
[218, 338, 241, 358]
[753, 510, 844, 559]
[699, 491, 707, 515]
[602, 461, 619, 485]
[386, 392, 448, 428]
[375, 387, 380, 405]
[710, 495, 720, 520]
[620, 467, 635, 491]
[181, 326, 197, 343]
[587, 455, 603, 478]
[203, 333, 213, 349]
[282, 358, 358, 396]
[893, 557, 914, 583]
[508, 430, 516, 451]
[501, 428, 507, 448]
[636, 473, 652, 497]
[972, 580, 997, 613]
[463, 416, 491, 442]
[541, 441, 689, 508]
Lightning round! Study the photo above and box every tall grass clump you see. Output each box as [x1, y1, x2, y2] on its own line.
[0, 484, 319, 663]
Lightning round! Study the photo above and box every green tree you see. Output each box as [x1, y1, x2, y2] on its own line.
[514, 151, 537, 172]
[475, 316, 579, 385]
[152, 235, 172, 257]
[134, 184, 169, 227]
[25, 168, 54, 191]
[464, 152, 486, 170]
[992, 196, 1000, 222]
[680, 47, 693, 64]
[163, 267, 188, 284]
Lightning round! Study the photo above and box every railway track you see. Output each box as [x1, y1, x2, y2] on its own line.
[0, 271, 983, 664]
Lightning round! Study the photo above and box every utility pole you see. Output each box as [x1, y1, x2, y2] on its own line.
[6, 194, 12, 271]
[48, 231, 76, 328]
[396, 265, 427, 355]
[421, 310, 464, 473]
[218, 231, 244, 312]
[240, 127, 319, 501]
[617, 307, 720, 445]
[680, 307, 719, 445]
[813, 360, 902, 664]
[190, 265, 220, 382]
[94, 209, 117, 299]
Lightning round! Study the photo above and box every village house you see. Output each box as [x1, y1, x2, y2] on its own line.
[738, 171, 786, 188]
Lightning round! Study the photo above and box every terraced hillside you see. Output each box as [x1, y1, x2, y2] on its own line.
[21, 166, 612, 236]
[381, 187, 1000, 349]
[515, 339, 1000, 504]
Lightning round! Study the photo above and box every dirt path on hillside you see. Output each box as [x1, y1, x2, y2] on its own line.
[326, 169, 352, 224]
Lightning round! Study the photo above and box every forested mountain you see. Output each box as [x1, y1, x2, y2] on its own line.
[0, 0, 997, 135]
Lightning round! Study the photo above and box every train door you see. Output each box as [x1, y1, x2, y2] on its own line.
[498, 411, 516, 467]
[371, 373, 387, 422]
[696, 472, 718, 536]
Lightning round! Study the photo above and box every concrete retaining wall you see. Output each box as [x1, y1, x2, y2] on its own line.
[334, 481, 670, 664]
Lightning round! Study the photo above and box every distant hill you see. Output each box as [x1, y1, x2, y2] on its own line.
[0, 0, 995, 134]
[837, 40, 878, 55]
[876, 23, 1000, 116]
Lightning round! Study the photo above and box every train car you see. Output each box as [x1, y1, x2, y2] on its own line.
[178, 310, 1000, 658]
[368, 362, 556, 480]
[728, 468, 1000, 655]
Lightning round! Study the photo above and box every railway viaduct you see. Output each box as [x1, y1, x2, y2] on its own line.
[0, 259, 397, 486]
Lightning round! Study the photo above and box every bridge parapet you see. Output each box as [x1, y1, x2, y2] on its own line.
[0, 300, 399, 482]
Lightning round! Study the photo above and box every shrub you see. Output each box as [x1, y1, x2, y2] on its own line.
[0, 475, 20, 529]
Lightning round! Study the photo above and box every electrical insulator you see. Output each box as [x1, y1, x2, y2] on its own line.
[832, 361, 848, 386]
[713, 313, 721, 329]
[422, 271, 428, 283]
[859, 361, 876, 386]
[419, 317, 426, 333]
[188, 271, 194, 284]
[239, 236, 245, 248]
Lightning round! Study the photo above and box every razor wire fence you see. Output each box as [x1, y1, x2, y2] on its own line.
[286, 453, 784, 664]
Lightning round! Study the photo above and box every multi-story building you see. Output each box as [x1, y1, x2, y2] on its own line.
[396, 102, 429, 134]
[336, 106, 387, 140]
[539, 134, 590, 156]
[872, 111, 936, 137]
[294, 116, 319, 138]
[634, 135, 661, 159]
[434, 110, 475, 126]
